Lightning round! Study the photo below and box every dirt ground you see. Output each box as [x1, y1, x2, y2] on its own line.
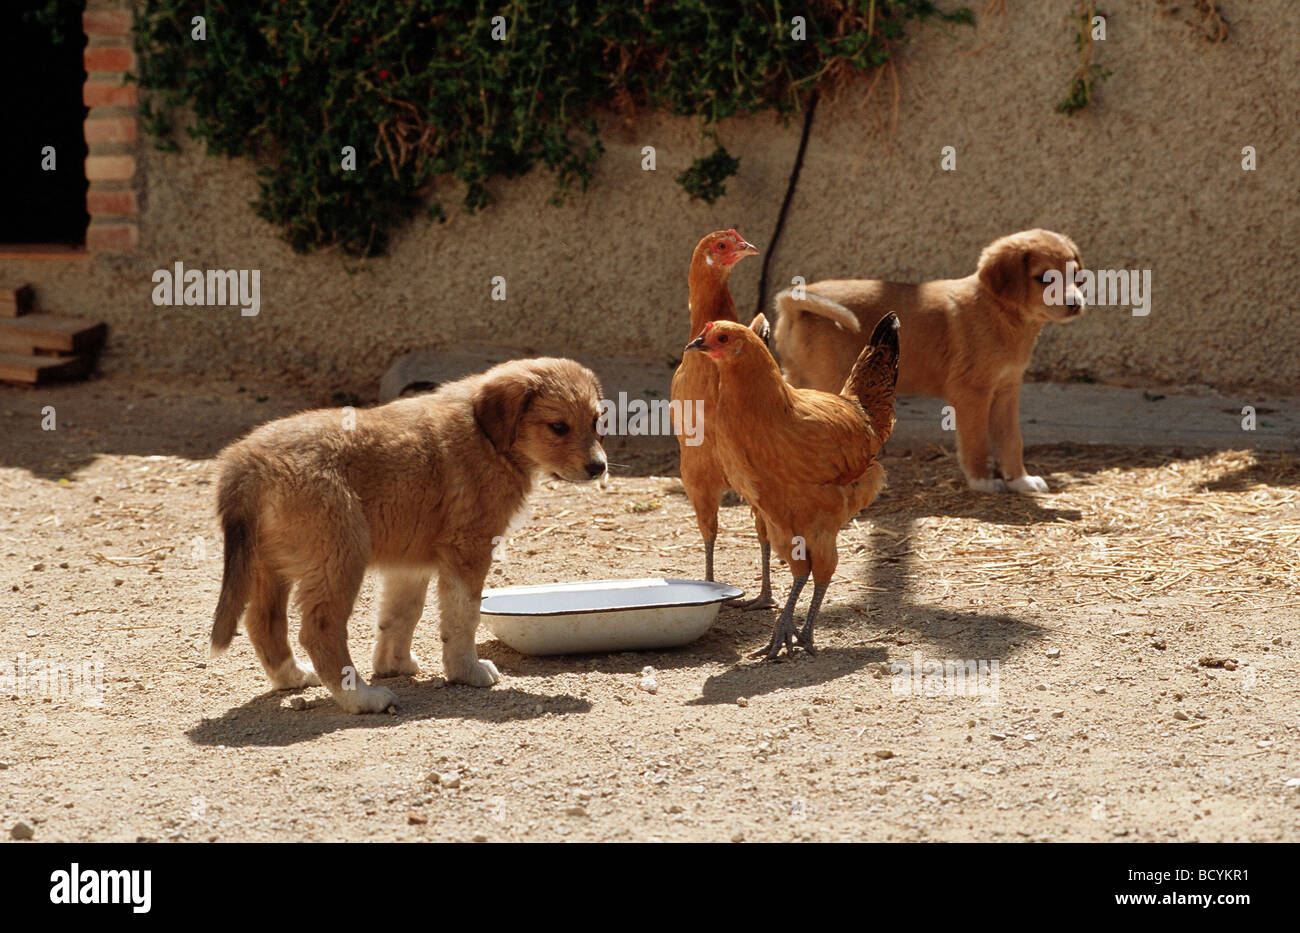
[2, 373, 1298, 843]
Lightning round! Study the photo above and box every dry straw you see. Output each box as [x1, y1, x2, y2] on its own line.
[535, 443, 1299, 617]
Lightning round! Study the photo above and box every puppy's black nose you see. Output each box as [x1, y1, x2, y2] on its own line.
[585, 460, 606, 478]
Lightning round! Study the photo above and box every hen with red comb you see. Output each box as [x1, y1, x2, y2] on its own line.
[670, 229, 775, 608]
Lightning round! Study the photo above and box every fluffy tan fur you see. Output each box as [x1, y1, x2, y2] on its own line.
[211, 357, 606, 713]
[773, 229, 1085, 493]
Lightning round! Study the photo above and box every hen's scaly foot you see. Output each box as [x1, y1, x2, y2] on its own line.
[793, 581, 830, 657]
[750, 613, 797, 660]
[751, 574, 808, 661]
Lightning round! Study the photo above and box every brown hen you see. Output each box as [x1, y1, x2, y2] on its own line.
[670, 229, 775, 608]
[684, 313, 900, 658]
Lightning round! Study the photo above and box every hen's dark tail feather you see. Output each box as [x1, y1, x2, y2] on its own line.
[842, 312, 901, 447]
[210, 480, 257, 656]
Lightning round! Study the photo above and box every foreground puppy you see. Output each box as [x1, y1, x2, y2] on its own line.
[210, 358, 607, 713]
[773, 229, 1085, 493]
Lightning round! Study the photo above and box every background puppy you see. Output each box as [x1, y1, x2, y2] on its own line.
[210, 357, 606, 713]
[772, 229, 1085, 493]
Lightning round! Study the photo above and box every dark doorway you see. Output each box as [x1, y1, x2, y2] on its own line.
[0, 1, 89, 244]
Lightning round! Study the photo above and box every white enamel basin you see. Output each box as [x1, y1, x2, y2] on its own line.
[480, 578, 743, 656]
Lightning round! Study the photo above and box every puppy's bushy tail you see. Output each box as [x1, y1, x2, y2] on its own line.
[211, 464, 259, 656]
[773, 289, 861, 333]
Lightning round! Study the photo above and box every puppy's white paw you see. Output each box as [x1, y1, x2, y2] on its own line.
[1007, 474, 1049, 494]
[334, 682, 399, 714]
[967, 477, 1007, 494]
[446, 658, 501, 688]
[372, 651, 421, 678]
[269, 658, 322, 690]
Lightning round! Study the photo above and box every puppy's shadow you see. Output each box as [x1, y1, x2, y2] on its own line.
[186, 681, 590, 748]
[687, 646, 886, 705]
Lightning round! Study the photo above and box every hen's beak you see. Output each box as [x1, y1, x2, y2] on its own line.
[725, 229, 759, 258]
[684, 335, 707, 353]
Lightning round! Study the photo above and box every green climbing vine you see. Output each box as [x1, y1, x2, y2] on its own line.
[674, 145, 741, 205]
[112, 1, 971, 256]
[1056, 4, 1110, 116]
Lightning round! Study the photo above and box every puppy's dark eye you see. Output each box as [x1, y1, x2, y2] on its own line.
[718, 334, 729, 343]
[549, 421, 570, 436]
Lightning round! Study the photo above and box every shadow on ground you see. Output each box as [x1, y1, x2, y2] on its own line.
[1202, 453, 1300, 491]
[0, 376, 324, 480]
[688, 645, 888, 705]
[186, 681, 592, 748]
[479, 623, 747, 676]
[5, 372, 1293, 493]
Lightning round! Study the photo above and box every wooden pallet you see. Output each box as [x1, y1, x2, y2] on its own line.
[0, 314, 107, 355]
[0, 352, 94, 385]
[0, 288, 107, 385]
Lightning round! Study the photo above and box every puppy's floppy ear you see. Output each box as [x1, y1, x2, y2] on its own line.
[474, 373, 535, 451]
[978, 241, 1028, 304]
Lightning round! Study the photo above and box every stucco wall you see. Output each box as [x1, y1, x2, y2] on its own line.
[5, 1, 1298, 394]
